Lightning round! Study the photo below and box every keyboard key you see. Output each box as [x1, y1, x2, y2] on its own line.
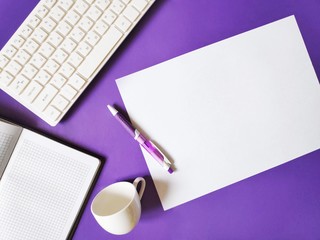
[30, 53, 47, 69]
[67, 52, 83, 67]
[51, 94, 69, 111]
[40, 17, 57, 33]
[95, 0, 111, 11]
[59, 62, 75, 78]
[0, 55, 10, 69]
[39, 42, 55, 58]
[24, 39, 39, 54]
[50, 74, 67, 88]
[65, 10, 81, 25]
[21, 81, 43, 102]
[31, 28, 48, 44]
[60, 84, 77, 100]
[48, 32, 64, 47]
[123, 6, 140, 22]
[115, 16, 132, 32]
[21, 64, 38, 79]
[0, 71, 14, 87]
[70, 28, 85, 43]
[58, 0, 74, 11]
[79, 17, 94, 32]
[56, 21, 72, 36]
[43, 0, 57, 9]
[27, 15, 41, 29]
[50, 6, 65, 22]
[85, 31, 100, 46]
[19, 26, 33, 39]
[15, 50, 31, 65]
[52, 48, 68, 64]
[9, 75, 30, 95]
[61, 38, 77, 54]
[101, 9, 117, 25]
[131, 0, 148, 11]
[44, 105, 61, 121]
[93, 20, 109, 36]
[33, 85, 58, 111]
[73, 0, 89, 15]
[77, 42, 92, 57]
[110, 0, 126, 15]
[86, 6, 103, 21]
[78, 27, 123, 79]
[11, 36, 25, 48]
[34, 70, 52, 85]
[2, 45, 18, 58]
[6, 61, 22, 76]
[35, 5, 49, 19]
[44, 59, 60, 75]
[69, 74, 86, 90]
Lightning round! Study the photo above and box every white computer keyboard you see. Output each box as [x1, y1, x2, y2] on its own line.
[0, 0, 155, 126]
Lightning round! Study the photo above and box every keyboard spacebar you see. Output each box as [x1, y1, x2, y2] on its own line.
[78, 27, 123, 79]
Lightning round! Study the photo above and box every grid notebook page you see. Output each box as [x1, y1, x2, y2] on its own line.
[0, 129, 100, 240]
[0, 120, 22, 178]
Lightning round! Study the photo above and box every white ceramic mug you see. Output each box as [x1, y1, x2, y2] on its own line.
[91, 177, 146, 235]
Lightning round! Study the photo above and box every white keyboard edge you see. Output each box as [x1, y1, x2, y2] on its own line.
[0, 0, 156, 126]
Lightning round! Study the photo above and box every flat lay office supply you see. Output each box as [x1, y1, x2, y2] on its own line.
[116, 16, 320, 210]
[0, 0, 155, 126]
[0, 119, 100, 240]
[107, 104, 173, 173]
[91, 177, 146, 235]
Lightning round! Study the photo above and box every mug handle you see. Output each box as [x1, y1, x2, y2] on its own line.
[133, 177, 146, 200]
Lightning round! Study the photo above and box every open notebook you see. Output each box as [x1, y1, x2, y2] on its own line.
[0, 119, 100, 240]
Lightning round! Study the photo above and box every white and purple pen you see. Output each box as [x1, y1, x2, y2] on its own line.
[107, 105, 174, 174]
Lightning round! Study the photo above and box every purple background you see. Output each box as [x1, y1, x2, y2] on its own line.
[1, 0, 320, 239]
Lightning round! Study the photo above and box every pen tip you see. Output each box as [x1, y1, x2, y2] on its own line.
[168, 168, 174, 174]
[107, 105, 118, 116]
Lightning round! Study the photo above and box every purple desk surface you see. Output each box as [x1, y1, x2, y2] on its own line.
[1, 0, 320, 239]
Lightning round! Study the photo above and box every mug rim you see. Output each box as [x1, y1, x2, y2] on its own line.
[91, 181, 138, 217]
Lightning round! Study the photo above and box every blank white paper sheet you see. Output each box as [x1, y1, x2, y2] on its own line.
[116, 16, 320, 210]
